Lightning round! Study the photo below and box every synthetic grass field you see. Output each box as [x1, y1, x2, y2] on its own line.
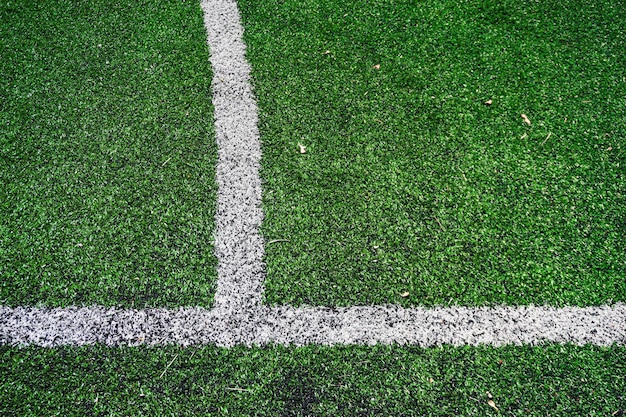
[0, 0, 218, 307]
[2, 345, 625, 416]
[242, 0, 626, 307]
[1, 0, 625, 415]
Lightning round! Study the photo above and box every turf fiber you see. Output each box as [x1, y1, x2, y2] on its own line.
[0, 0, 218, 308]
[239, 0, 626, 307]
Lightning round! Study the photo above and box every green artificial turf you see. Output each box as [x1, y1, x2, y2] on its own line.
[1, 344, 624, 416]
[239, 0, 626, 307]
[0, 0, 218, 307]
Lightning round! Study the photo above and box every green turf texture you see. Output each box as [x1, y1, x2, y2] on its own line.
[239, 0, 626, 307]
[1, 344, 624, 416]
[0, 0, 218, 307]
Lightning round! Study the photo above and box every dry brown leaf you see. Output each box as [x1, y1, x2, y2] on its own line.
[298, 143, 306, 154]
[400, 291, 410, 298]
[484, 99, 493, 105]
[521, 114, 531, 125]
[373, 64, 380, 70]
[487, 400, 498, 411]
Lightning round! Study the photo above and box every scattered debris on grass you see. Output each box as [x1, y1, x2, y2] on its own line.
[521, 113, 532, 125]
[434, 216, 445, 231]
[458, 167, 468, 181]
[400, 291, 410, 298]
[487, 392, 499, 410]
[373, 64, 380, 69]
[484, 99, 493, 105]
[225, 387, 253, 393]
[298, 143, 307, 154]
[268, 239, 290, 244]
[488, 399, 499, 411]
[541, 131, 553, 145]
[159, 353, 180, 379]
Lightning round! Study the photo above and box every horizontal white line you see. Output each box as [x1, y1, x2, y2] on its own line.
[2, 304, 625, 347]
[2, 0, 624, 350]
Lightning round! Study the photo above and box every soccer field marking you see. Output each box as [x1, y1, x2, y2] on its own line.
[1, 0, 625, 347]
[201, 0, 266, 312]
[2, 304, 625, 347]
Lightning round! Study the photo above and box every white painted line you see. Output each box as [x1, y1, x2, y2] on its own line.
[255, 304, 626, 346]
[201, 0, 266, 312]
[1, 0, 624, 348]
[2, 304, 625, 347]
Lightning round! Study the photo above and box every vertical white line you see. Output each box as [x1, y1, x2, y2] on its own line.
[201, 0, 266, 312]
[3, 0, 625, 349]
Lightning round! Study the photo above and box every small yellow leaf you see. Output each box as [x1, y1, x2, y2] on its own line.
[488, 400, 498, 411]
[324, 50, 331, 55]
[484, 99, 493, 105]
[373, 64, 380, 70]
[298, 143, 306, 154]
[400, 291, 410, 298]
[521, 113, 531, 125]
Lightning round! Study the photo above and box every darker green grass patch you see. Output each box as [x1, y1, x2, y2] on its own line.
[0, 0, 217, 307]
[239, 0, 626, 307]
[1, 344, 625, 416]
